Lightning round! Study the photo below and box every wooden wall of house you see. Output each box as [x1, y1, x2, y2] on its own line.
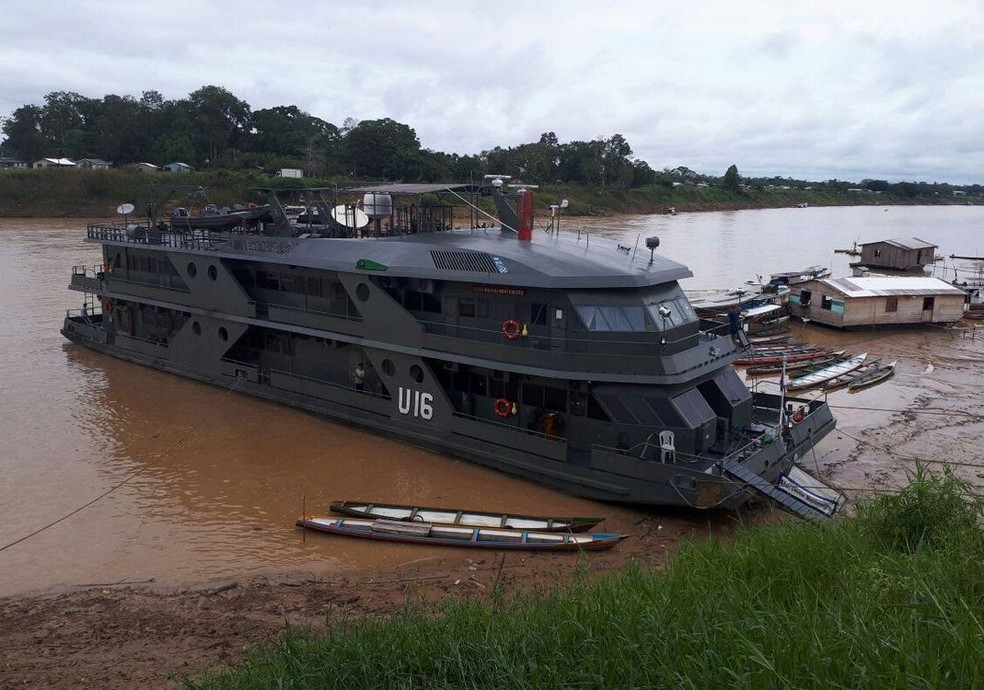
[859, 243, 933, 269]
[788, 280, 964, 328]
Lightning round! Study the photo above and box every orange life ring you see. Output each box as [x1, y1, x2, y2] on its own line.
[103, 300, 113, 314]
[494, 398, 512, 418]
[502, 319, 521, 340]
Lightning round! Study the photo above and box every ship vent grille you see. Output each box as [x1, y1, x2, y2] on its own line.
[430, 250, 498, 273]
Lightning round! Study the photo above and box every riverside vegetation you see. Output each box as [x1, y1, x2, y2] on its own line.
[0, 167, 978, 219]
[187, 466, 984, 689]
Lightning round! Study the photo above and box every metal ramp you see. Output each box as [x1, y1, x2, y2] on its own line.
[722, 460, 843, 521]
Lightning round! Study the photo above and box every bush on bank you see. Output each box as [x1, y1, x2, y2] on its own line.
[186, 466, 984, 689]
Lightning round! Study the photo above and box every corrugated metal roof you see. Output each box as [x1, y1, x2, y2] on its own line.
[820, 276, 964, 297]
[859, 236, 936, 250]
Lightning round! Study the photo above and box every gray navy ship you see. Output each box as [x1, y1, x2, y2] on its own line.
[62, 178, 841, 519]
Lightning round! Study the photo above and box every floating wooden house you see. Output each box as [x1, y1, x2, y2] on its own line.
[788, 276, 965, 328]
[854, 237, 937, 271]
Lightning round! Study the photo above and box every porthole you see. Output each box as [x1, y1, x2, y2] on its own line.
[187, 262, 198, 278]
[192, 321, 202, 335]
[382, 359, 395, 376]
[207, 265, 218, 281]
[409, 364, 424, 383]
[218, 326, 228, 341]
[356, 283, 370, 302]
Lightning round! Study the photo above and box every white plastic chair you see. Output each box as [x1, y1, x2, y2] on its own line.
[659, 430, 676, 463]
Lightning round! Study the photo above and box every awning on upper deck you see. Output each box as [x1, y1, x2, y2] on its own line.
[343, 183, 482, 195]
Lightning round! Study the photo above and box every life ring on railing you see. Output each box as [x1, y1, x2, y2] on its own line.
[494, 398, 512, 418]
[103, 300, 113, 314]
[502, 319, 521, 340]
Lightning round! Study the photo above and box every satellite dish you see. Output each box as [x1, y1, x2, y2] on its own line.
[331, 204, 369, 229]
[116, 203, 136, 215]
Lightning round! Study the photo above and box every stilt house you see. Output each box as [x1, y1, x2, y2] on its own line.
[855, 237, 937, 271]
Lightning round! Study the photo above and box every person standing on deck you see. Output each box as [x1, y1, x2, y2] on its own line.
[728, 305, 742, 344]
[354, 363, 366, 391]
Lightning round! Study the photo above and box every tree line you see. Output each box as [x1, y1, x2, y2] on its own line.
[0, 86, 656, 187]
[2, 86, 981, 198]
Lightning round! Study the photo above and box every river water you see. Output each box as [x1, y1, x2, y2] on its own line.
[1, 208, 983, 597]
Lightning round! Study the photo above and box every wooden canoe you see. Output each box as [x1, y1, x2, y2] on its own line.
[820, 358, 882, 392]
[848, 361, 896, 391]
[329, 500, 602, 532]
[734, 348, 831, 366]
[785, 353, 867, 391]
[745, 351, 847, 377]
[296, 517, 628, 551]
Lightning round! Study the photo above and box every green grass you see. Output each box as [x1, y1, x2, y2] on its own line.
[186, 466, 984, 689]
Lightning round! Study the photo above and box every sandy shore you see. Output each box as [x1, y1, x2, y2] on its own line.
[0, 508, 760, 689]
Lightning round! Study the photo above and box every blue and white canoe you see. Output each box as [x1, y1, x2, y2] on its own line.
[296, 517, 627, 551]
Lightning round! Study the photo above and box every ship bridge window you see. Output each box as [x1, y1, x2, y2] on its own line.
[573, 305, 649, 332]
[646, 297, 697, 329]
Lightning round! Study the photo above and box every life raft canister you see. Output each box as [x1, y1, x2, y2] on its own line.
[494, 398, 512, 418]
[502, 319, 521, 340]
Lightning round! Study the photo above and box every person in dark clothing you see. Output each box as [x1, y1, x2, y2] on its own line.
[728, 305, 742, 344]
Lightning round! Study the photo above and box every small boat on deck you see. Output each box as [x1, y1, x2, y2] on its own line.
[785, 353, 867, 391]
[329, 500, 603, 532]
[296, 517, 627, 551]
[848, 361, 896, 391]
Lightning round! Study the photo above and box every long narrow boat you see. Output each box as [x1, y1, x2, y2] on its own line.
[733, 348, 831, 366]
[848, 361, 896, 391]
[329, 500, 602, 532]
[745, 351, 847, 377]
[820, 358, 882, 392]
[296, 517, 627, 551]
[785, 353, 867, 391]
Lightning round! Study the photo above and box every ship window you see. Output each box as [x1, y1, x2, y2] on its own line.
[923, 296, 935, 311]
[476, 299, 489, 318]
[280, 276, 293, 292]
[207, 265, 218, 281]
[459, 299, 476, 317]
[490, 377, 519, 399]
[574, 305, 649, 331]
[586, 395, 609, 421]
[266, 274, 281, 291]
[382, 359, 395, 376]
[885, 296, 898, 312]
[800, 289, 812, 306]
[531, 303, 548, 326]
[218, 327, 228, 341]
[821, 296, 833, 310]
[306, 277, 322, 297]
[192, 321, 201, 335]
[187, 262, 198, 278]
[356, 283, 370, 302]
[410, 364, 424, 383]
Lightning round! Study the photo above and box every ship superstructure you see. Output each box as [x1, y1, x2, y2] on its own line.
[62, 180, 838, 516]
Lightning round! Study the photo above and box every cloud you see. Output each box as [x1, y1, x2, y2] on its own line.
[1, 0, 982, 184]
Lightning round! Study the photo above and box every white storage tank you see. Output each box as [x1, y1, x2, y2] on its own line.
[362, 193, 393, 219]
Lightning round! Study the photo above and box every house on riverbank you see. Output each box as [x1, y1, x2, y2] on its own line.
[853, 237, 937, 272]
[788, 276, 965, 328]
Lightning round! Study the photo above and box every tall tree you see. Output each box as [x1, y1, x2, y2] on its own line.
[187, 85, 251, 165]
[343, 118, 421, 179]
[2, 105, 46, 160]
[722, 164, 741, 192]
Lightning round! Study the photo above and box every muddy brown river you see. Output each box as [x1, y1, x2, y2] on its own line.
[1, 209, 982, 597]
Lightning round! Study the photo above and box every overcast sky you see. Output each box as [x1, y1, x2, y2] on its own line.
[2, 0, 982, 184]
